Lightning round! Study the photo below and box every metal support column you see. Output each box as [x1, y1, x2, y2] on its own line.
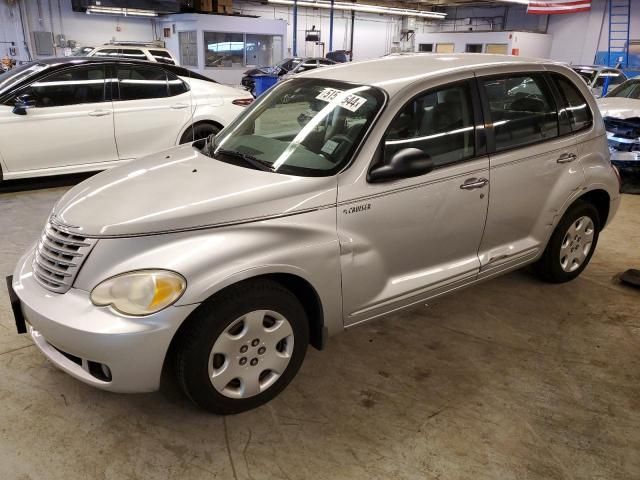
[293, 0, 298, 56]
[329, 0, 334, 52]
[349, 10, 355, 61]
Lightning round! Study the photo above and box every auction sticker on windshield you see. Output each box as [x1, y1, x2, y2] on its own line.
[316, 88, 367, 112]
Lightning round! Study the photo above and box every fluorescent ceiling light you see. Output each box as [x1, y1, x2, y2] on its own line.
[86, 7, 158, 17]
[267, 0, 447, 19]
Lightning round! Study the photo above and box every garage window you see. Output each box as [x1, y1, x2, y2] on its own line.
[204, 32, 283, 68]
[117, 66, 168, 101]
[24, 65, 105, 107]
[481, 75, 559, 152]
[384, 83, 476, 169]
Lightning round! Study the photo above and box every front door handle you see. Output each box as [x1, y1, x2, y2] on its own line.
[460, 177, 489, 190]
[557, 152, 577, 163]
[88, 109, 111, 117]
[170, 103, 189, 110]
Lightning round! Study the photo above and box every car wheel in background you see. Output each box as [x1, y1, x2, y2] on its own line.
[179, 122, 221, 144]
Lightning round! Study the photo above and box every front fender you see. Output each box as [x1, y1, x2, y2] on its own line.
[73, 208, 344, 336]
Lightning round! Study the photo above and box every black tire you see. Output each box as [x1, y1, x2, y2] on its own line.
[534, 200, 600, 283]
[174, 279, 309, 415]
[179, 122, 220, 144]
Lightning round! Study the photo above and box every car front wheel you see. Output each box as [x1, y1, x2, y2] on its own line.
[174, 279, 309, 414]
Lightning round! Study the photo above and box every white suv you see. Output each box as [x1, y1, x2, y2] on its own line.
[72, 44, 179, 65]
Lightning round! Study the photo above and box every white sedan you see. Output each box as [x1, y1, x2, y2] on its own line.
[0, 58, 252, 181]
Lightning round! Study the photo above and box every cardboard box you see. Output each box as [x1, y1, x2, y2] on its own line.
[196, 0, 212, 12]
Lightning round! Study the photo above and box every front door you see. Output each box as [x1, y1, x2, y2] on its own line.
[112, 64, 192, 160]
[0, 64, 117, 174]
[338, 80, 490, 325]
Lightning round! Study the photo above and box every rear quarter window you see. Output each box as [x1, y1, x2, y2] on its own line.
[552, 74, 593, 133]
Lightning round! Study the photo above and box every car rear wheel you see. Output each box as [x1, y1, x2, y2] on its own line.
[534, 200, 600, 283]
[174, 279, 309, 414]
[179, 122, 220, 144]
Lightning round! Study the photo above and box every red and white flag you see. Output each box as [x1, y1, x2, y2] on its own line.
[527, 1, 591, 14]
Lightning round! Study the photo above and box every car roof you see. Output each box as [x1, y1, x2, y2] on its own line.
[22, 57, 202, 80]
[300, 53, 549, 93]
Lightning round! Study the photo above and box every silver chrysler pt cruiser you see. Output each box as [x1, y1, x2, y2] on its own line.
[8, 54, 621, 414]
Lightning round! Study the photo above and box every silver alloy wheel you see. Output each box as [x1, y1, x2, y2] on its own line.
[559, 215, 595, 273]
[208, 310, 294, 399]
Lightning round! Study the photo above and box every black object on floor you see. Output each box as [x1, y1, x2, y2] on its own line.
[620, 269, 640, 288]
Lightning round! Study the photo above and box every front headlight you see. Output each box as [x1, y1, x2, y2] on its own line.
[90, 270, 186, 316]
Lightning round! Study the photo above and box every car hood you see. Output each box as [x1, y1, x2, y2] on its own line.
[597, 97, 640, 120]
[52, 145, 337, 237]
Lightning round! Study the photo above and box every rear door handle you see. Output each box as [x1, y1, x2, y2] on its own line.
[88, 109, 111, 117]
[460, 177, 489, 190]
[557, 152, 577, 163]
[170, 103, 189, 110]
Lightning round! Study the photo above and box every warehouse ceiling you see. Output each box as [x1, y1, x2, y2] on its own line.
[342, 0, 525, 10]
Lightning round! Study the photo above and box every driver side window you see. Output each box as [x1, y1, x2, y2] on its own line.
[384, 83, 476, 169]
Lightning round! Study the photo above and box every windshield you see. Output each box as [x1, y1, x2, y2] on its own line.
[572, 68, 597, 84]
[278, 58, 302, 72]
[209, 78, 385, 176]
[606, 80, 640, 99]
[71, 46, 94, 56]
[0, 62, 48, 97]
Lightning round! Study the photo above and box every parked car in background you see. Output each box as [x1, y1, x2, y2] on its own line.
[279, 57, 337, 81]
[241, 57, 303, 95]
[597, 77, 640, 167]
[241, 57, 335, 96]
[0, 57, 252, 180]
[571, 65, 626, 97]
[326, 50, 350, 63]
[8, 54, 620, 414]
[72, 43, 179, 65]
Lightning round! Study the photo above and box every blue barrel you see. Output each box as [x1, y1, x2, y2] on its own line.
[253, 74, 279, 96]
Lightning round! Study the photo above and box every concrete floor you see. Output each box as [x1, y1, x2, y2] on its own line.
[1, 183, 639, 480]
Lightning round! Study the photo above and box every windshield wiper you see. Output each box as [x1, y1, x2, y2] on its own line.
[215, 148, 275, 172]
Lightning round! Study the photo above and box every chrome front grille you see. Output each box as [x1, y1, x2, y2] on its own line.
[32, 220, 97, 293]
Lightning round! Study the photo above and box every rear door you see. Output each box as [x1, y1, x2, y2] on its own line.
[476, 72, 584, 278]
[112, 63, 192, 159]
[0, 63, 117, 173]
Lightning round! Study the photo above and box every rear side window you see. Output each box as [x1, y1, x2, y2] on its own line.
[384, 82, 476, 168]
[24, 65, 105, 107]
[481, 75, 558, 151]
[552, 74, 592, 132]
[149, 49, 175, 65]
[117, 65, 167, 100]
[117, 49, 147, 60]
[93, 48, 120, 57]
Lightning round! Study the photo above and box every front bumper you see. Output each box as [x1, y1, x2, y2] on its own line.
[10, 251, 199, 393]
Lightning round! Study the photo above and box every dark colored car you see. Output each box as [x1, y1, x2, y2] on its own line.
[241, 57, 335, 96]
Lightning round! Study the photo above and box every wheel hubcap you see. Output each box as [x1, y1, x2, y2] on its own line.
[208, 310, 294, 399]
[559, 216, 595, 273]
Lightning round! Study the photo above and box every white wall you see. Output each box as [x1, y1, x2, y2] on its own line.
[0, 0, 157, 62]
[548, 0, 640, 65]
[414, 31, 552, 59]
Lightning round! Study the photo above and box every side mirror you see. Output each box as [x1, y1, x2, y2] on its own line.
[12, 94, 35, 115]
[368, 147, 434, 183]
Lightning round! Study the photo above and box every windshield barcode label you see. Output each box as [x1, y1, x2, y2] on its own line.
[316, 88, 367, 112]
